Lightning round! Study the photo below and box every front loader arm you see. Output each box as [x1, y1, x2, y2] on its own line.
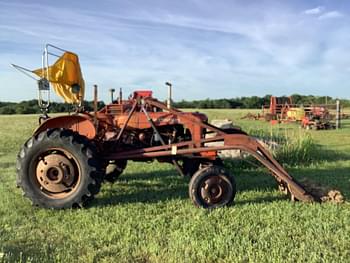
[224, 134, 316, 202]
[104, 132, 317, 202]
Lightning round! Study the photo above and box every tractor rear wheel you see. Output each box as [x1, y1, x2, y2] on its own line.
[16, 129, 103, 209]
[189, 166, 236, 209]
[104, 160, 127, 183]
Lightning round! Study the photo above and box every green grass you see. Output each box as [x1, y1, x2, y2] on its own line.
[0, 111, 350, 262]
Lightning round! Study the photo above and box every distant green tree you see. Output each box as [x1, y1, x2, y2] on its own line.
[0, 106, 16, 114]
[1, 95, 349, 114]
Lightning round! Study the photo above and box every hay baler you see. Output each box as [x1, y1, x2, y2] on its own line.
[13, 45, 317, 209]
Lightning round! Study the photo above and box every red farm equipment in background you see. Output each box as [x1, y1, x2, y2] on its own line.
[259, 96, 337, 129]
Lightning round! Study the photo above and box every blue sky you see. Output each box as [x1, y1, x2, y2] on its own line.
[1, 0, 350, 102]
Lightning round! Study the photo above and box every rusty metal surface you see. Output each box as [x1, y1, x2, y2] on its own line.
[200, 175, 233, 205]
[34, 114, 96, 139]
[35, 149, 80, 198]
[36, 153, 74, 193]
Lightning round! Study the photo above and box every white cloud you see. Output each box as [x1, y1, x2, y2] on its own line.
[318, 11, 343, 20]
[303, 6, 324, 15]
[0, 1, 350, 101]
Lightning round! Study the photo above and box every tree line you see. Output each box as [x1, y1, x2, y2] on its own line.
[172, 94, 350, 109]
[0, 94, 349, 114]
[0, 100, 105, 114]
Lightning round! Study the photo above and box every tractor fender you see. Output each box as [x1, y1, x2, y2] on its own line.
[34, 114, 96, 139]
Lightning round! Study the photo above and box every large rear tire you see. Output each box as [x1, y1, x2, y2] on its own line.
[16, 129, 103, 209]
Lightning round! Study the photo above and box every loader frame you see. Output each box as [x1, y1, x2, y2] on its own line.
[101, 97, 316, 202]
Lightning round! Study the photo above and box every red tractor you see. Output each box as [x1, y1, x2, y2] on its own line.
[301, 106, 336, 130]
[13, 45, 317, 209]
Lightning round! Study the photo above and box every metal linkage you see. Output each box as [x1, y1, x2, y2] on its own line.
[115, 100, 138, 141]
[141, 102, 185, 177]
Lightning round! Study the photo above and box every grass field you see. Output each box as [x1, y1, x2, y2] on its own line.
[0, 110, 350, 262]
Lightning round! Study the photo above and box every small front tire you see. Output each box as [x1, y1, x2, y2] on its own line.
[189, 166, 236, 209]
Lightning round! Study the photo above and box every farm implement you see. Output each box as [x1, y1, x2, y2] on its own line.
[12, 45, 327, 209]
[244, 96, 340, 130]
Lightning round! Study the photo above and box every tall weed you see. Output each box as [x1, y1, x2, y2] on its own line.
[274, 132, 316, 166]
[247, 127, 318, 167]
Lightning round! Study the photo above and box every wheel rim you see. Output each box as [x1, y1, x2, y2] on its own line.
[200, 175, 233, 206]
[33, 148, 81, 198]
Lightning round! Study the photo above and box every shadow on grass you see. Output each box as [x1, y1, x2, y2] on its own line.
[312, 145, 350, 162]
[93, 163, 349, 207]
[93, 170, 189, 207]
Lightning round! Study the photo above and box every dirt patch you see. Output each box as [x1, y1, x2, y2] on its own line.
[299, 178, 344, 204]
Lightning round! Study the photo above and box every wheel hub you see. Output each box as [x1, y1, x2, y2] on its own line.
[201, 176, 232, 205]
[36, 153, 75, 193]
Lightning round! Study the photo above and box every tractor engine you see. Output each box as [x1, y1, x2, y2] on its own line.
[121, 125, 191, 147]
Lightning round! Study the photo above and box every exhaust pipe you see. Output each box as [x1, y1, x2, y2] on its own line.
[93, 84, 98, 126]
[165, 82, 172, 109]
[109, 88, 115, 103]
[119, 87, 123, 104]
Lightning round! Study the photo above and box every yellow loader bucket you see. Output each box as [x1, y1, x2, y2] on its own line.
[32, 52, 85, 104]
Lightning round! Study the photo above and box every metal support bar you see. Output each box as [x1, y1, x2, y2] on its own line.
[336, 100, 341, 129]
[10, 64, 39, 81]
[93, 85, 98, 128]
[116, 100, 138, 141]
[110, 135, 225, 156]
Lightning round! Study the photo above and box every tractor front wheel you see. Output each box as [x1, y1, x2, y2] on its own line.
[104, 160, 127, 183]
[16, 129, 103, 209]
[189, 166, 236, 209]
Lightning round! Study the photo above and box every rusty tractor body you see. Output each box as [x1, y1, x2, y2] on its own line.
[14, 45, 318, 209]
